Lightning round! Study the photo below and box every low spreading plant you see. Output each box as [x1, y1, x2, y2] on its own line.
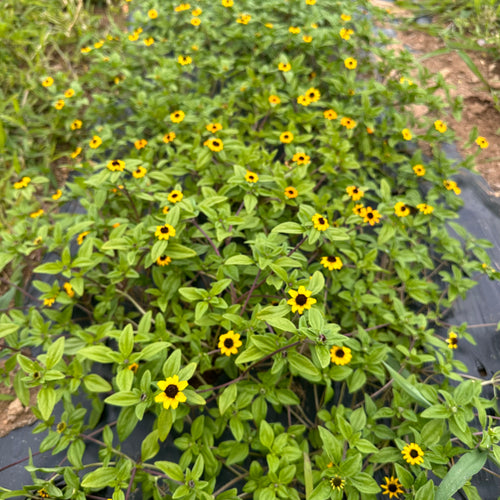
[0, 0, 499, 499]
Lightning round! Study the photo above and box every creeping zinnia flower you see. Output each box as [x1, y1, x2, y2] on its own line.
[42, 77, 54, 87]
[412, 164, 425, 176]
[52, 189, 63, 200]
[401, 443, 424, 465]
[269, 95, 281, 105]
[170, 110, 185, 123]
[191, 17, 201, 26]
[402, 128, 412, 141]
[154, 375, 188, 410]
[346, 185, 364, 201]
[70, 119, 82, 130]
[306, 0, 316, 4]
[394, 202, 410, 217]
[77, 231, 90, 245]
[341, 14, 351, 21]
[204, 138, 224, 152]
[278, 62, 291, 72]
[340, 117, 356, 129]
[206, 122, 222, 133]
[303, 35, 312, 43]
[297, 95, 311, 106]
[305, 87, 320, 102]
[476, 136, 489, 149]
[156, 255, 172, 266]
[128, 363, 139, 374]
[155, 224, 176, 240]
[218, 331, 243, 356]
[168, 190, 183, 203]
[134, 139, 148, 150]
[352, 203, 364, 216]
[144, 37, 155, 46]
[321, 256, 343, 271]
[330, 476, 346, 491]
[128, 32, 139, 42]
[13, 176, 31, 189]
[324, 109, 338, 120]
[54, 99, 65, 110]
[289, 26, 301, 34]
[71, 147, 82, 159]
[89, 135, 102, 149]
[330, 346, 352, 365]
[30, 209, 44, 218]
[340, 28, 354, 40]
[447, 331, 458, 349]
[178, 55, 192, 65]
[292, 152, 310, 165]
[284, 186, 298, 199]
[107, 159, 125, 172]
[280, 131, 294, 143]
[81, 46, 91, 53]
[361, 206, 381, 225]
[236, 14, 251, 24]
[148, 8, 158, 19]
[416, 203, 434, 215]
[192, 8, 202, 16]
[132, 166, 147, 178]
[312, 213, 329, 231]
[245, 170, 259, 183]
[381, 476, 404, 499]
[222, 0, 233, 6]
[434, 120, 447, 133]
[287, 285, 317, 315]
[43, 297, 56, 307]
[344, 57, 357, 69]
[163, 132, 176, 144]
[63, 282, 75, 298]
[443, 179, 461, 195]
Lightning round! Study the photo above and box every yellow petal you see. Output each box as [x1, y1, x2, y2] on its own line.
[175, 392, 187, 403]
[178, 380, 188, 391]
[157, 381, 168, 391]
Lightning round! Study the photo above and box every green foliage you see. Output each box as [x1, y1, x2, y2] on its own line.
[0, 0, 499, 499]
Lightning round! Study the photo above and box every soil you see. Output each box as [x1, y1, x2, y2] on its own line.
[370, 0, 500, 192]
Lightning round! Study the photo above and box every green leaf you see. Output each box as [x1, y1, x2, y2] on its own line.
[308, 308, 324, 331]
[178, 287, 206, 302]
[259, 420, 274, 449]
[184, 388, 206, 406]
[119, 324, 134, 357]
[164, 242, 197, 259]
[178, 362, 196, 382]
[395, 463, 414, 489]
[383, 362, 431, 407]
[308, 271, 324, 295]
[435, 450, 487, 500]
[219, 384, 237, 416]
[33, 262, 63, 274]
[158, 408, 173, 442]
[211, 279, 232, 296]
[271, 222, 304, 234]
[380, 179, 391, 201]
[45, 336, 65, 369]
[0, 322, 19, 339]
[318, 427, 342, 463]
[225, 255, 254, 265]
[378, 224, 396, 245]
[416, 480, 435, 500]
[303, 453, 313, 500]
[350, 472, 381, 494]
[104, 391, 141, 407]
[263, 316, 297, 332]
[235, 345, 266, 365]
[420, 405, 452, 419]
[288, 351, 321, 381]
[81, 467, 117, 488]
[226, 442, 249, 465]
[155, 461, 184, 481]
[101, 238, 129, 250]
[78, 345, 119, 363]
[137, 341, 171, 361]
[37, 386, 57, 421]
[141, 430, 160, 461]
[308, 480, 331, 500]
[83, 374, 112, 393]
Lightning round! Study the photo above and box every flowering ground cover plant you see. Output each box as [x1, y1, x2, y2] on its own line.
[1, 0, 500, 499]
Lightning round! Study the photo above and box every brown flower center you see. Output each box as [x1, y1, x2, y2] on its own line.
[367, 212, 374, 219]
[331, 477, 343, 487]
[112, 160, 120, 166]
[213, 140, 220, 147]
[248, 175, 255, 180]
[224, 338, 234, 348]
[336, 349, 344, 358]
[161, 226, 169, 234]
[318, 217, 325, 225]
[352, 187, 358, 194]
[159, 255, 167, 260]
[295, 294, 307, 306]
[327, 256, 337, 263]
[410, 449, 419, 458]
[450, 337, 458, 345]
[388, 484, 397, 492]
[165, 384, 179, 398]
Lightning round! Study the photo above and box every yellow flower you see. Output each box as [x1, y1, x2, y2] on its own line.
[287, 285, 317, 315]
[330, 476, 346, 491]
[13, 176, 31, 189]
[89, 135, 102, 149]
[297, 95, 311, 106]
[280, 131, 294, 143]
[304, 87, 320, 102]
[366, 127, 374, 134]
[155, 224, 176, 240]
[206, 122, 223, 133]
[218, 331, 243, 356]
[306, 0, 316, 4]
[168, 190, 183, 203]
[148, 9, 158, 19]
[278, 62, 291, 72]
[77, 231, 90, 245]
[321, 256, 343, 271]
[171, 110, 185, 123]
[434, 120, 447, 133]
[162, 206, 170, 214]
[340, 28, 354, 40]
[341, 14, 351, 21]
[324, 109, 338, 120]
[476, 136, 489, 149]
[134, 139, 148, 150]
[192, 8, 202, 16]
[70, 119, 82, 130]
[128, 32, 139, 41]
[163, 132, 176, 143]
[42, 77, 54, 87]
[94, 40, 104, 49]
[64, 88, 75, 98]
[144, 37, 155, 46]
[330, 346, 351, 365]
[37, 488, 50, 499]
[43, 296, 56, 307]
[443, 179, 461, 195]
[54, 99, 65, 110]
[284, 186, 298, 199]
[128, 363, 139, 373]
[401, 443, 424, 465]
[245, 170, 259, 183]
[71, 147, 82, 158]
[265, 23, 273, 29]
[204, 138, 224, 152]
[400, 76, 413, 86]
[312, 213, 329, 231]
[175, 3, 191, 11]
[132, 166, 147, 178]
[156, 255, 172, 266]
[191, 17, 201, 26]
[30, 209, 44, 218]
[394, 202, 410, 217]
[33, 237, 43, 245]
[340, 117, 356, 129]
[237, 14, 251, 25]
[81, 46, 91, 53]
[381, 476, 404, 499]
[107, 159, 125, 172]
[447, 331, 458, 349]
[154, 375, 188, 410]
[178, 55, 193, 65]
[222, 0, 233, 6]
[344, 57, 357, 69]
[289, 26, 301, 34]
[416, 203, 433, 215]
[402, 128, 412, 140]
[52, 189, 62, 200]
[302, 35, 312, 43]
[269, 95, 281, 105]
[292, 152, 310, 165]
[63, 282, 75, 298]
[346, 185, 364, 201]
[412, 164, 425, 176]
[352, 204, 364, 216]
[360, 206, 381, 225]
